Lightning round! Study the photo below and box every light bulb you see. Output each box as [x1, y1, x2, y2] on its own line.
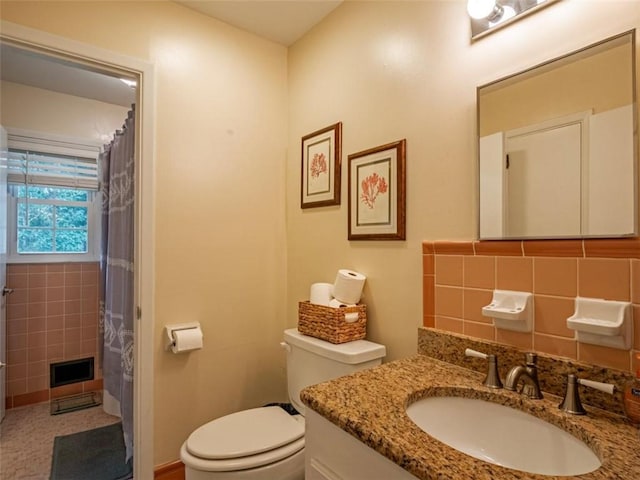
[467, 0, 499, 20]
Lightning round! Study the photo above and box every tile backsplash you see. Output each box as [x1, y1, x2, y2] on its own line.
[423, 239, 640, 373]
[5, 263, 102, 409]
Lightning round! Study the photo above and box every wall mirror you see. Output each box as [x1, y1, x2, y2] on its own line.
[477, 30, 637, 240]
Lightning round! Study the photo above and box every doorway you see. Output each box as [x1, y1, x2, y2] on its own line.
[505, 121, 582, 237]
[0, 21, 154, 478]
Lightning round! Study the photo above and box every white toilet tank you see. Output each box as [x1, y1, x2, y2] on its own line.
[282, 328, 386, 415]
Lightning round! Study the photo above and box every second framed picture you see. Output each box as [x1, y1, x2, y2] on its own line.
[348, 139, 406, 240]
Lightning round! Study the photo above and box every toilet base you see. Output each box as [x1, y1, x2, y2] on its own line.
[182, 443, 304, 480]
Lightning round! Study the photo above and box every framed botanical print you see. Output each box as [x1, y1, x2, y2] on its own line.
[300, 122, 342, 208]
[348, 139, 406, 240]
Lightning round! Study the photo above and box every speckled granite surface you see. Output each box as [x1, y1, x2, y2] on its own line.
[418, 328, 636, 417]
[301, 353, 640, 479]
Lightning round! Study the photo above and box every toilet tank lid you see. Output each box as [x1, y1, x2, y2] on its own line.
[284, 328, 386, 364]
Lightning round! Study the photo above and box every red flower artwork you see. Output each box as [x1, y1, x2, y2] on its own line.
[310, 153, 327, 178]
[360, 172, 388, 208]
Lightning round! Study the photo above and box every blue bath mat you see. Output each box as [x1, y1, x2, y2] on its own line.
[50, 422, 133, 480]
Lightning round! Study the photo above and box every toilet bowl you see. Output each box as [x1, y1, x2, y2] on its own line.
[181, 328, 386, 479]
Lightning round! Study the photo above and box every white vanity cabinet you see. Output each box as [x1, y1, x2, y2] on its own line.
[304, 409, 419, 480]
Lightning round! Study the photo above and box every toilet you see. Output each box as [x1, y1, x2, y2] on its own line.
[180, 328, 386, 480]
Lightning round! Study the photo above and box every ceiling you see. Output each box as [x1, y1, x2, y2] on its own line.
[0, 43, 137, 107]
[0, 0, 342, 107]
[176, 0, 343, 46]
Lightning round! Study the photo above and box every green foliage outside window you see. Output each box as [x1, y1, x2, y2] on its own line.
[15, 185, 88, 201]
[15, 185, 90, 254]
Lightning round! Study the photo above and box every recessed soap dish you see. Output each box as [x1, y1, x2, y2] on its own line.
[567, 297, 632, 350]
[482, 290, 533, 332]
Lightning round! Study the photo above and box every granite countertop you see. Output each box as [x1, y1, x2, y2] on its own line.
[300, 355, 640, 480]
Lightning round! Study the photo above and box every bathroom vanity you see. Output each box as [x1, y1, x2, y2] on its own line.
[304, 408, 417, 480]
[301, 331, 640, 479]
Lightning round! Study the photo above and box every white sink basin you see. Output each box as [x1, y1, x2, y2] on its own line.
[406, 396, 601, 476]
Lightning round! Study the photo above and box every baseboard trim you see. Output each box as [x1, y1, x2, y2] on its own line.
[154, 460, 185, 480]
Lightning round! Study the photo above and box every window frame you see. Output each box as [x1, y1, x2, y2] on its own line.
[6, 128, 102, 264]
[7, 187, 100, 263]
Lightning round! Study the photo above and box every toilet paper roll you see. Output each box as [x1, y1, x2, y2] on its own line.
[170, 327, 203, 353]
[310, 282, 334, 306]
[329, 298, 356, 308]
[328, 299, 360, 323]
[333, 269, 366, 305]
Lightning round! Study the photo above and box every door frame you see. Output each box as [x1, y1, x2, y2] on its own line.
[0, 126, 7, 424]
[0, 20, 156, 479]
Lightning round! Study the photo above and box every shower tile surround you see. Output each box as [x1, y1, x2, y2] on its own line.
[423, 240, 640, 370]
[4, 263, 102, 410]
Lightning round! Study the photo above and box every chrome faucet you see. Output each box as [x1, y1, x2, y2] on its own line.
[505, 352, 543, 399]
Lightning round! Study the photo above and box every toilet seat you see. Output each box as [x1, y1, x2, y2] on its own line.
[183, 406, 305, 472]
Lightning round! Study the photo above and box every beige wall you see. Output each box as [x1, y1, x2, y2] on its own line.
[0, 81, 129, 142]
[287, 0, 640, 362]
[0, 0, 288, 466]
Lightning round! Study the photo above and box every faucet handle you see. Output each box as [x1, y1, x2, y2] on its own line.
[465, 348, 488, 360]
[524, 352, 538, 365]
[578, 378, 615, 395]
[465, 348, 503, 389]
[559, 374, 615, 415]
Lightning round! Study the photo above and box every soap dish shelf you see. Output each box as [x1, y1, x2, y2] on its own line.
[566, 297, 632, 350]
[482, 290, 533, 332]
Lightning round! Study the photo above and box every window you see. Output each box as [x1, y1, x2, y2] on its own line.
[6, 130, 101, 263]
[11, 183, 94, 254]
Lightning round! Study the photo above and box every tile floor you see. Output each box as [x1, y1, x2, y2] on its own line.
[0, 401, 119, 479]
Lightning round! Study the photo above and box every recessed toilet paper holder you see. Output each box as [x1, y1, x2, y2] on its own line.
[165, 322, 202, 351]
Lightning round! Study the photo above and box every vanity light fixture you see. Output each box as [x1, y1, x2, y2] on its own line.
[468, 0, 557, 40]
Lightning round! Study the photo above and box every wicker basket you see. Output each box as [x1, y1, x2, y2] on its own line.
[297, 301, 367, 344]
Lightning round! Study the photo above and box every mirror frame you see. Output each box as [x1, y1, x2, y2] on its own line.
[476, 29, 638, 240]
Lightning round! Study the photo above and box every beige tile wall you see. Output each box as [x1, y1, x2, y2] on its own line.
[423, 239, 640, 373]
[5, 263, 102, 409]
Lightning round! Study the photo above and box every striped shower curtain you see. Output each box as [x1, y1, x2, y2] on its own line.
[99, 107, 135, 462]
